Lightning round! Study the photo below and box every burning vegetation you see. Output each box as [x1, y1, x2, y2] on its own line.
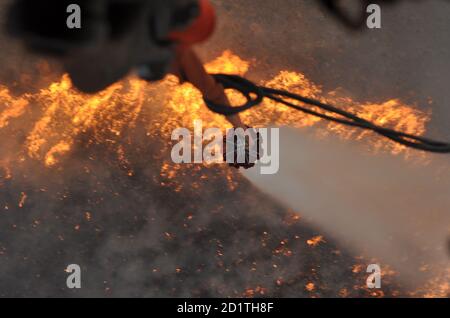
[0, 51, 448, 297]
[0, 50, 431, 170]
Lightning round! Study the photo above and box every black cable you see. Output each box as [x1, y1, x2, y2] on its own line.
[204, 74, 450, 154]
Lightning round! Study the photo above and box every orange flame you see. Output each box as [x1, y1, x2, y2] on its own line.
[0, 50, 431, 169]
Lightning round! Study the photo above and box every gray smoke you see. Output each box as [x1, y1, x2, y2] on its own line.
[242, 127, 450, 290]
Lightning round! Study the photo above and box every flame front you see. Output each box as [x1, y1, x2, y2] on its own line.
[0, 50, 431, 169]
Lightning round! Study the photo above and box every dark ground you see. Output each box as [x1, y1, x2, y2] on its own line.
[0, 0, 449, 297]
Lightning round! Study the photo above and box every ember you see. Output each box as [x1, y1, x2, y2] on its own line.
[0, 50, 447, 298]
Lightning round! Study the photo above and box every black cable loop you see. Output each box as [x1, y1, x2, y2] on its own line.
[203, 74, 450, 154]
